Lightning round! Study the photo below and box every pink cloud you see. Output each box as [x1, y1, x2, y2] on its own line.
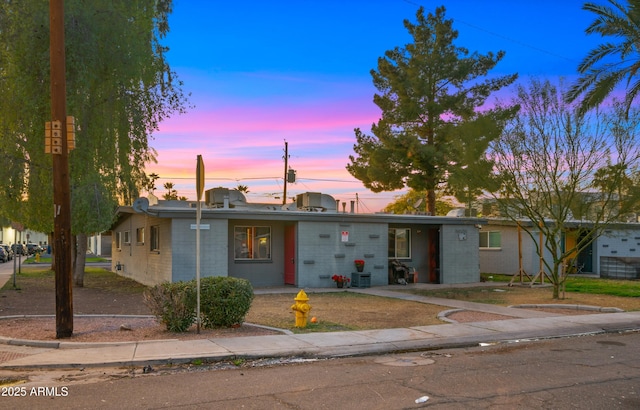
[145, 71, 398, 211]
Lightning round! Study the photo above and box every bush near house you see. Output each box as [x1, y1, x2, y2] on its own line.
[199, 276, 254, 328]
[143, 281, 196, 332]
[143, 276, 254, 332]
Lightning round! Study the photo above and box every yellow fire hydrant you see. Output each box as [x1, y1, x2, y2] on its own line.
[291, 289, 311, 328]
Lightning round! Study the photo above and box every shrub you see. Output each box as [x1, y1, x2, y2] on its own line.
[143, 281, 196, 332]
[199, 276, 254, 328]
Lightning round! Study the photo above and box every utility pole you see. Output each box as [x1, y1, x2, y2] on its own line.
[49, 0, 73, 338]
[282, 140, 288, 205]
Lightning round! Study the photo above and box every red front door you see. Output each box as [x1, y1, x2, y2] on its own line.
[284, 224, 295, 285]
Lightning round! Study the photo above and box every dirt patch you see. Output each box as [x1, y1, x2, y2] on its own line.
[245, 292, 449, 330]
[0, 317, 280, 342]
[445, 307, 603, 324]
[445, 311, 513, 323]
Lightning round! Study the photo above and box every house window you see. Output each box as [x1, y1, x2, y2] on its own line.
[150, 225, 160, 252]
[115, 232, 122, 250]
[479, 231, 501, 249]
[123, 230, 130, 245]
[136, 227, 145, 245]
[389, 228, 411, 259]
[234, 226, 271, 260]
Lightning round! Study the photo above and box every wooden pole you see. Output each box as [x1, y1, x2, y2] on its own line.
[529, 221, 552, 287]
[283, 141, 288, 205]
[50, 0, 73, 338]
[509, 221, 532, 286]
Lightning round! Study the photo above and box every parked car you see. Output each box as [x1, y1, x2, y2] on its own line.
[0, 244, 13, 261]
[26, 243, 42, 255]
[0, 246, 7, 263]
[11, 243, 27, 256]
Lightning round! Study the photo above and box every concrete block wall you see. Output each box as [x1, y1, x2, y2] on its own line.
[598, 229, 640, 278]
[598, 229, 640, 258]
[440, 225, 480, 284]
[296, 221, 388, 288]
[171, 218, 228, 282]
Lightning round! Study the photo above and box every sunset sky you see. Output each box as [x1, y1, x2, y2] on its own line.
[148, 0, 602, 212]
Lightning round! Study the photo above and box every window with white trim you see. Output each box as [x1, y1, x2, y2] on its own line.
[115, 232, 122, 250]
[479, 231, 501, 249]
[388, 228, 411, 259]
[234, 226, 271, 260]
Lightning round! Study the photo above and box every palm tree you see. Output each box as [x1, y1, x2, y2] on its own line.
[566, 0, 640, 115]
[163, 182, 178, 200]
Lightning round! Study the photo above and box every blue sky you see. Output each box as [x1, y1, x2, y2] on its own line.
[150, 0, 603, 211]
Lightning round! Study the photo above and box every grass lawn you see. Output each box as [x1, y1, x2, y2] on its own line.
[404, 274, 640, 312]
[22, 255, 109, 264]
[482, 273, 640, 298]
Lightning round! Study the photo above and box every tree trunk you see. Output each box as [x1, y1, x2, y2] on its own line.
[427, 189, 436, 216]
[73, 233, 88, 287]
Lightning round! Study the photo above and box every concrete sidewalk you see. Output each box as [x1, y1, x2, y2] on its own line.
[1, 285, 639, 370]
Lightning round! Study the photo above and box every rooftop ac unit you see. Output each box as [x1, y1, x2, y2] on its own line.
[296, 192, 322, 208]
[206, 188, 229, 206]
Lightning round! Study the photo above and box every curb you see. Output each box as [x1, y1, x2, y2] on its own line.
[0, 315, 292, 348]
[509, 304, 624, 313]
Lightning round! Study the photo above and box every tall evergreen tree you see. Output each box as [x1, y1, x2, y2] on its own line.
[347, 6, 517, 215]
[566, 0, 640, 115]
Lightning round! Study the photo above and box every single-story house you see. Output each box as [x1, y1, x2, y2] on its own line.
[110, 189, 485, 288]
[479, 219, 640, 279]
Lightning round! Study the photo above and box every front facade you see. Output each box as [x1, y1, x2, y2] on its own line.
[111, 190, 483, 288]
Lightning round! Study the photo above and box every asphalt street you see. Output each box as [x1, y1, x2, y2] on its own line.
[2, 330, 639, 409]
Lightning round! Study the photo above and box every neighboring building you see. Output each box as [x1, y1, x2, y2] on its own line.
[0, 226, 48, 248]
[479, 219, 640, 280]
[89, 232, 112, 257]
[110, 189, 484, 288]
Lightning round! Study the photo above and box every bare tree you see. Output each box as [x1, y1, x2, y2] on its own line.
[489, 79, 640, 298]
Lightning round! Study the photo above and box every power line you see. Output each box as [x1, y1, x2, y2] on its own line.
[299, 178, 360, 183]
[148, 176, 281, 181]
[148, 175, 366, 184]
[402, 0, 579, 63]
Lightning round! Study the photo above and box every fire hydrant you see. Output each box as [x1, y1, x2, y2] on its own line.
[290, 289, 311, 328]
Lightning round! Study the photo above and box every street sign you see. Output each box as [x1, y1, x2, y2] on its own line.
[195, 154, 204, 333]
[190, 224, 210, 230]
[196, 155, 204, 201]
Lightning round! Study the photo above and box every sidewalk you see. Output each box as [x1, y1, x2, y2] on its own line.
[1, 284, 639, 370]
